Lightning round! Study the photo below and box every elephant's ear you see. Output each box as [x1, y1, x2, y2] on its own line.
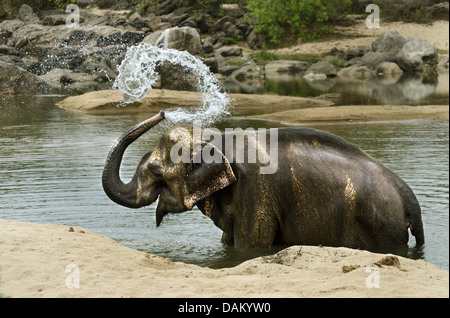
[184, 143, 236, 210]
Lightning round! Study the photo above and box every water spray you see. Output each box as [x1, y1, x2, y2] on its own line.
[113, 43, 231, 125]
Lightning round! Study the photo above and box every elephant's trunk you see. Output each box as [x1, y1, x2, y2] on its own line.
[102, 111, 165, 208]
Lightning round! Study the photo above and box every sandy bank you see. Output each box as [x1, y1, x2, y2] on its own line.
[250, 105, 449, 124]
[56, 89, 332, 114]
[273, 20, 449, 56]
[0, 219, 448, 298]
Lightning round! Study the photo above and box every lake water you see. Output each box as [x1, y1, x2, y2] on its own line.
[0, 93, 448, 270]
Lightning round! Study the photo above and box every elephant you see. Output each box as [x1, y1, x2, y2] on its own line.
[102, 111, 425, 249]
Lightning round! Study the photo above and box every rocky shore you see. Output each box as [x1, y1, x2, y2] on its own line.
[1, 1, 449, 98]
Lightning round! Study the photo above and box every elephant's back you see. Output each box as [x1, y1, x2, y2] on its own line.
[277, 127, 369, 159]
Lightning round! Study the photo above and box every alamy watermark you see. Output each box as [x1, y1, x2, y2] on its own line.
[65, 4, 80, 28]
[366, 4, 380, 29]
[65, 263, 80, 289]
[169, 121, 279, 175]
[365, 264, 380, 288]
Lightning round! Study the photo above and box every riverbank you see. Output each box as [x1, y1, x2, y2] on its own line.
[56, 88, 449, 123]
[249, 105, 449, 124]
[0, 219, 448, 298]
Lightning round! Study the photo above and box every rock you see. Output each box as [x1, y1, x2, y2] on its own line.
[95, 26, 122, 47]
[43, 15, 68, 26]
[74, 56, 117, 81]
[376, 62, 404, 76]
[396, 37, 438, 72]
[346, 45, 371, 60]
[212, 16, 243, 40]
[156, 0, 178, 16]
[60, 71, 104, 93]
[195, 14, 214, 34]
[305, 61, 337, 78]
[246, 28, 265, 49]
[0, 60, 36, 94]
[265, 60, 310, 74]
[427, 2, 449, 21]
[222, 59, 265, 93]
[216, 46, 242, 57]
[204, 56, 218, 73]
[212, 16, 235, 34]
[0, 20, 25, 43]
[43, 14, 86, 26]
[142, 30, 163, 45]
[36, 68, 73, 92]
[202, 42, 214, 54]
[222, 3, 244, 18]
[338, 65, 374, 81]
[372, 30, 406, 57]
[304, 73, 327, 81]
[437, 54, 449, 71]
[121, 31, 145, 46]
[0, 44, 19, 56]
[360, 52, 391, 70]
[154, 26, 202, 55]
[179, 17, 197, 29]
[0, 54, 25, 68]
[7, 23, 48, 56]
[17, 4, 40, 24]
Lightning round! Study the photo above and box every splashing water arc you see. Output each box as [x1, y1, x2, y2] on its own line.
[113, 43, 231, 125]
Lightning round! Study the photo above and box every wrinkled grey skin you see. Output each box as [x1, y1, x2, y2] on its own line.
[102, 111, 424, 249]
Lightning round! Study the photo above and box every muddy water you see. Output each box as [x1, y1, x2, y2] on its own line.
[0, 95, 448, 269]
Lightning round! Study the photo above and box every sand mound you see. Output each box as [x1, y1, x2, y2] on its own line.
[0, 219, 448, 298]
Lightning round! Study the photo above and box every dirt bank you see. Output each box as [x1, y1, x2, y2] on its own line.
[249, 105, 449, 124]
[0, 219, 448, 298]
[56, 88, 332, 114]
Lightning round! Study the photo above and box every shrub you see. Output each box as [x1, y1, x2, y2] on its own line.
[247, 0, 352, 46]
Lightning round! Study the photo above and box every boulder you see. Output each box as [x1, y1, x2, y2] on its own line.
[36, 68, 73, 92]
[0, 20, 25, 44]
[216, 46, 242, 57]
[427, 2, 449, 21]
[338, 65, 374, 81]
[246, 28, 265, 49]
[372, 30, 406, 57]
[0, 60, 37, 94]
[17, 4, 40, 24]
[154, 26, 202, 55]
[195, 13, 215, 33]
[222, 59, 265, 93]
[142, 30, 163, 45]
[212, 16, 243, 40]
[396, 37, 438, 72]
[60, 71, 104, 93]
[346, 45, 371, 60]
[359, 52, 391, 70]
[376, 62, 404, 76]
[305, 61, 337, 78]
[0, 44, 19, 56]
[265, 60, 310, 74]
[266, 59, 310, 81]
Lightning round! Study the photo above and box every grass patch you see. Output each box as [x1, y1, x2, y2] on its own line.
[248, 49, 346, 68]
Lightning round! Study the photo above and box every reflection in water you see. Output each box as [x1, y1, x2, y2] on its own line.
[223, 70, 449, 106]
[0, 95, 448, 269]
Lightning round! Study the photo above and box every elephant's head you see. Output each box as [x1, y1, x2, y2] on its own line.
[102, 111, 236, 226]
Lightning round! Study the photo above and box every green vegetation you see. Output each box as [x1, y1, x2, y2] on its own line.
[248, 49, 346, 68]
[247, 0, 352, 45]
